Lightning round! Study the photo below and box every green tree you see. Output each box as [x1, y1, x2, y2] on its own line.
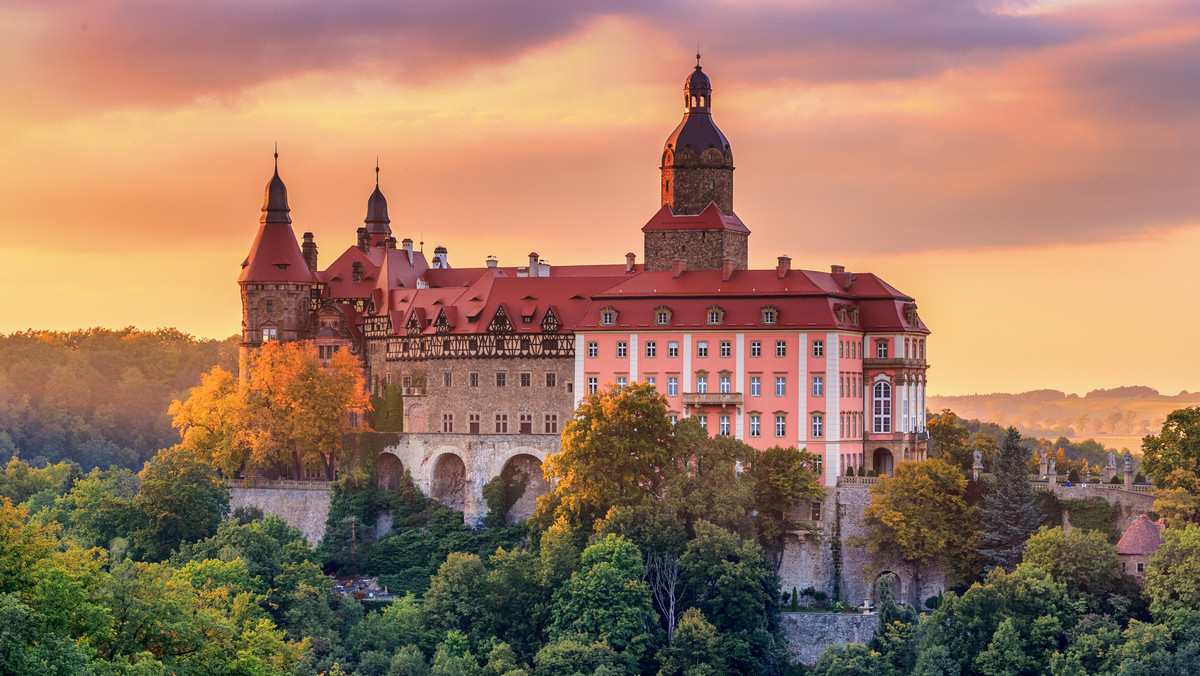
[425, 552, 489, 641]
[663, 418, 754, 536]
[1021, 526, 1138, 617]
[129, 446, 230, 561]
[655, 607, 727, 676]
[1154, 468, 1200, 529]
[858, 458, 978, 606]
[811, 642, 896, 676]
[747, 446, 821, 567]
[538, 382, 675, 533]
[549, 534, 656, 661]
[978, 428, 1041, 571]
[484, 547, 551, 663]
[1143, 523, 1200, 632]
[1141, 407, 1200, 487]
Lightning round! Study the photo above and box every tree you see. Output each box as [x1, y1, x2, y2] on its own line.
[168, 366, 244, 476]
[927, 409, 974, 471]
[549, 534, 656, 660]
[484, 547, 551, 663]
[425, 552, 488, 641]
[1142, 407, 1200, 487]
[128, 446, 230, 561]
[663, 418, 754, 536]
[1154, 468, 1200, 529]
[747, 446, 822, 567]
[539, 382, 675, 532]
[858, 458, 978, 606]
[978, 428, 1041, 571]
[655, 607, 727, 676]
[1143, 523, 1200, 632]
[1021, 526, 1138, 617]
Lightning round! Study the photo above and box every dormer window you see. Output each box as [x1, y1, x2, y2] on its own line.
[600, 307, 617, 326]
[654, 306, 672, 326]
[274, 263, 289, 270]
[705, 305, 724, 326]
[761, 306, 778, 325]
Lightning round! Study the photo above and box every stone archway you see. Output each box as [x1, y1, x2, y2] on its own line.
[499, 454, 550, 524]
[377, 453, 404, 491]
[431, 453, 467, 511]
[873, 448, 894, 477]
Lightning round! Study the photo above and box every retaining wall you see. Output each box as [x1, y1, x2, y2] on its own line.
[229, 485, 333, 545]
[781, 612, 880, 667]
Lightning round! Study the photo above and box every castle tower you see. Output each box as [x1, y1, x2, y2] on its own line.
[364, 163, 392, 248]
[644, 56, 749, 272]
[238, 153, 317, 377]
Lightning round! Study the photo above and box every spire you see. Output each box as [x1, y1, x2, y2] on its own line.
[364, 161, 391, 235]
[261, 148, 291, 224]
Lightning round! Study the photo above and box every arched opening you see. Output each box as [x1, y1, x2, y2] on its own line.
[499, 454, 550, 524]
[377, 453, 404, 491]
[873, 447, 894, 477]
[431, 453, 467, 511]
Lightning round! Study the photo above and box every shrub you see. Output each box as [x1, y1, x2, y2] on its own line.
[925, 591, 943, 610]
[1110, 476, 1123, 484]
[858, 466, 866, 477]
[789, 587, 801, 612]
[846, 465, 855, 477]
[1135, 473, 1146, 483]
[830, 601, 854, 613]
[1068, 469, 1081, 483]
[867, 469, 877, 477]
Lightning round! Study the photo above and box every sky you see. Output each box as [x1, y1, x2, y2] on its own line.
[1, 0, 1197, 396]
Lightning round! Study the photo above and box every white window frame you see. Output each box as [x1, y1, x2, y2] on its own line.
[750, 376, 761, 397]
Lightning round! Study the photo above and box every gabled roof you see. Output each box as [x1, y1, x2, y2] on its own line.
[641, 203, 749, 234]
[1117, 514, 1165, 556]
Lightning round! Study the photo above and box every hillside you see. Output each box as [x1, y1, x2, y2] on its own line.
[929, 387, 1200, 451]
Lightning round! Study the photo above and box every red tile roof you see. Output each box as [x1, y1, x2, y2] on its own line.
[239, 223, 317, 284]
[1117, 514, 1165, 556]
[641, 203, 750, 234]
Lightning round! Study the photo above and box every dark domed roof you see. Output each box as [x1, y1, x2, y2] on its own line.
[685, 65, 710, 91]
[261, 166, 291, 225]
[365, 185, 391, 234]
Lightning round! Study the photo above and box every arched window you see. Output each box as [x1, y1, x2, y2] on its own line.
[691, 96, 697, 107]
[699, 96, 706, 107]
[873, 382, 892, 434]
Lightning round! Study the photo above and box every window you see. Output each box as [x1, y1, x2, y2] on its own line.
[645, 341, 656, 357]
[656, 309, 671, 325]
[668, 341, 679, 358]
[545, 372, 557, 387]
[544, 414, 558, 434]
[810, 502, 822, 521]
[762, 307, 778, 325]
[646, 376, 656, 388]
[669, 415, 678, 426]
[1137, 562, 1145, 573]
[775, 340, 787, 357]
[520, 372, 531, 387]
[262, 327, 277, 342]
[442, 413, 454, 433]
[601, 309, 616, 325]
[812, 340, 824, 357]
[587, 342, 598, 358]
[775, 415, 787, 438]
[495, 372, 507, 387]
[720, 341, 731, 358]
[697, 341, 708, 358]
[811, 414, 823, 438]
[587, 377, 598, 394]
[873, 382, 892, 433]
[697, 415, 707, 430]
[443, 372, 452, 388]
[876, 340, 889, 359]
[617, 342, 627, 358]
[812, 376, 824, 397]
[750, 415, 761, 437]
[469, 413, 480, 434]
[616, 377, 627, 389]
[495, 414, 508, 433]
[667, 377, 678, 397]
[402, 375, 412, 389]
[469, 372, 479, 387]
[775, 376, 786, 396]
[696, 376, 708, 394]
[707, 308, 723, 325]
[750, 341, 762, 357]
[750, 376, 761, 397]
[265, 299, 275, 313]
[519, 413, 533, 434]
[720, 375, 731, 393]
[719, 414, 730, 436]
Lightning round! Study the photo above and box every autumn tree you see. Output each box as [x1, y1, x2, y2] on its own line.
[858, 457, 979, 606]
[1141, 407, 1200, 487]
[927, 409, 974, 470]
[538, 382, 676, 532]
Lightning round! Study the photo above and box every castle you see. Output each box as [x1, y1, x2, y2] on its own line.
[238, 58, 932, 601]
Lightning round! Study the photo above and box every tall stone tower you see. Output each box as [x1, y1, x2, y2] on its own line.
[238, 154, 317, 378]
[644, 56, 749, 273]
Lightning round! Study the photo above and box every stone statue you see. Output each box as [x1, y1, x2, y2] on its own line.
[1108, 450, 1117, 469]
[1048, 455, 1056, 475]
[973, 448, 983, 469]
[1125, 451, 1133, 472]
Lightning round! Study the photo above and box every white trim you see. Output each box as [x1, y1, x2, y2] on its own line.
[735, 333, 745, 440]
[797, 332, 808, 445]
[629, 333, 639, 382]
[682, 334, 692, 417]
[574, 332, 585, 409]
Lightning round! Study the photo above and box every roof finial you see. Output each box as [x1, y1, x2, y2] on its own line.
[273, 142, 278, 170]
[696, 47, 701, 69]
[375, 156, 380, 186]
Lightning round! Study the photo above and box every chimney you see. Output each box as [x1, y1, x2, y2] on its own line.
[385, 236, 397, 249]
[433, 245, 448, 269]
[486, 255, 499, 268]
[776, 256, 791, 279]
[352, 261, 363, 284]
[831, 264, 851, 290]
[401, 238, 413, 252]
[625, 252, 636, 274]
[672, 259, 687, 279]
[721, 257, 736, 282]
[528, 251, 540, 271]
[301, 232, 318, 272]
[357, 227, 369, 252]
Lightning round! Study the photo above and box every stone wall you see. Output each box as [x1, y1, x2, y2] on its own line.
[661, 159, 733, 217]
[1042, 484, 1156, 533]
[229, 485, 333, 545]
[781, 612, 880, 667]
[643, 228, 749, 273]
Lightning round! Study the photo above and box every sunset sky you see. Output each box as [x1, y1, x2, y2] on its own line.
[1, 0, 1197, 396]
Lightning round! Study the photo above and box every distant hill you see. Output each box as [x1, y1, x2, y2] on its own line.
[928, 387, 1200, 451]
